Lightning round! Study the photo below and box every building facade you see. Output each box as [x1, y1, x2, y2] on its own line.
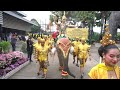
[0, 11, 39, 35]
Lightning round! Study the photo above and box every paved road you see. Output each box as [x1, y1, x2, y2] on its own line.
[8, 42, 120, 79]
[9, 43, 99, 79]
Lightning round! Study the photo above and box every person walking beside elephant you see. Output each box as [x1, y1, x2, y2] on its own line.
[78, 37, 91, 79]
[72, 37, 81, 67]
[88, 24, 120, 79]
[33, 37, 42, 75]
[36, 38, 53, 79]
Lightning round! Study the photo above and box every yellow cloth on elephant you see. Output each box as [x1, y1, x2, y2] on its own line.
[37, 45, 50, 62]
[78, 43, 90, 59]
[72, 41, 81, 55]
[88, 63, 119, 79]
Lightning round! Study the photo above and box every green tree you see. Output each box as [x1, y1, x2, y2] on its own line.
[51, 11, 96, 44]
[51, 11, 75, 20]
[69, 11, 96, 44]
[95, 11, 111, 38]
[49, 15, 54, 22]
[30, 19, 41, 33]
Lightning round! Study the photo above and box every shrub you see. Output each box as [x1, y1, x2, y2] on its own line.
[0, 41, 11, 53]
[91, 32, 100, 43]
[20, 41, 27, 53]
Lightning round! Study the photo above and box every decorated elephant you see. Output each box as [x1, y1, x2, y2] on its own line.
[56, 36, 76, 79]
[109, 11, 120, 39]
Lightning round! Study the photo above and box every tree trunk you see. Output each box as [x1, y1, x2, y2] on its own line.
[88, 24, 93, 44]
[100, 16, 105, 35]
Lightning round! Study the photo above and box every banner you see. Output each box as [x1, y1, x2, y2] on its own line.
[66, 28, 89, 40]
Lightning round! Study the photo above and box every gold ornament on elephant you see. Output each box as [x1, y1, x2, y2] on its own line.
[100, 24, 116, 46]
[62, 11, 67, 20]
[57, 38, 71, 58]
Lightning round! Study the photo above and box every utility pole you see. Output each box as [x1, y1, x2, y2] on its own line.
[45, 19, 46, 32]
[40, 20, 43, 37]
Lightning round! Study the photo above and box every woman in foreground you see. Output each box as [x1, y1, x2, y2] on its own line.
[88, 25, 120, 79]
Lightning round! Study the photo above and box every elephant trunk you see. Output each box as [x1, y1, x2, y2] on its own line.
[63, 52, 76, 78]
[66, 68, 76, 78]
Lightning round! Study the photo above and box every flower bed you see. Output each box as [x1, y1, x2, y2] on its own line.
[0, 51, 29, 78]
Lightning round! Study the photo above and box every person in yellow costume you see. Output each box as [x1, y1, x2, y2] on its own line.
[72, 37, 81, 67]
[43, 35, 53, 66]
[78, 37, 91, 79]
[47, 35, 54, 50]
[88, 24, 120, 79]
[47, 35, 56, 57]
[43, 35, 49, 46]
[33, 37, 41, 56]
[36, 38, 52, 79]
[33, 37, 42, 75]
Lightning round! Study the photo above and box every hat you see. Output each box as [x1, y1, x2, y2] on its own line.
[75, 37, 79, 39]
[37, 37, 41, 41]
[81, 37, 86, 41]
[41, 39, 45, 42]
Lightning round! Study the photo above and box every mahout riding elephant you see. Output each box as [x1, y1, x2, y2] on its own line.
[56, 37, 76, 79]
[109, 11, 120, 39]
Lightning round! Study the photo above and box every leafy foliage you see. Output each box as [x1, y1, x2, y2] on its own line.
[91, 32, 100, 43]
[0, 41, 11, 53]
[49, 15, 54, 22]
[20, 41, 27, 53]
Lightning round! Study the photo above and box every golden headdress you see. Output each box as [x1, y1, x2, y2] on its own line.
[37, 37, 41, 41]
[75, 36, 79, 39]
[44, 35, 47, 38]
[62, 11, 67, 20]
[100, 24, 116, 46]
[40, 39, 45, 42]
[81, 37, 86, 41]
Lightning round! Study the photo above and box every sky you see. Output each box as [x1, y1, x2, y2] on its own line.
[21, 11, 103, 33]
[21, 11, 52, 30]
[22, 11, 51, 24]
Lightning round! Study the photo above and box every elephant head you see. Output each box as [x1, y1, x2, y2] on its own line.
[109, 11, 120, 39]
[56, 37, 75, 78]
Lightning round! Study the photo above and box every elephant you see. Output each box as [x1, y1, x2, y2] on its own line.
[56, 37, 76, 79]
[109, 11, 120, 39]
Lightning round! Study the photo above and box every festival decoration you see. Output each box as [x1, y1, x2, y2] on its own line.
[100, 24, 116, 46]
